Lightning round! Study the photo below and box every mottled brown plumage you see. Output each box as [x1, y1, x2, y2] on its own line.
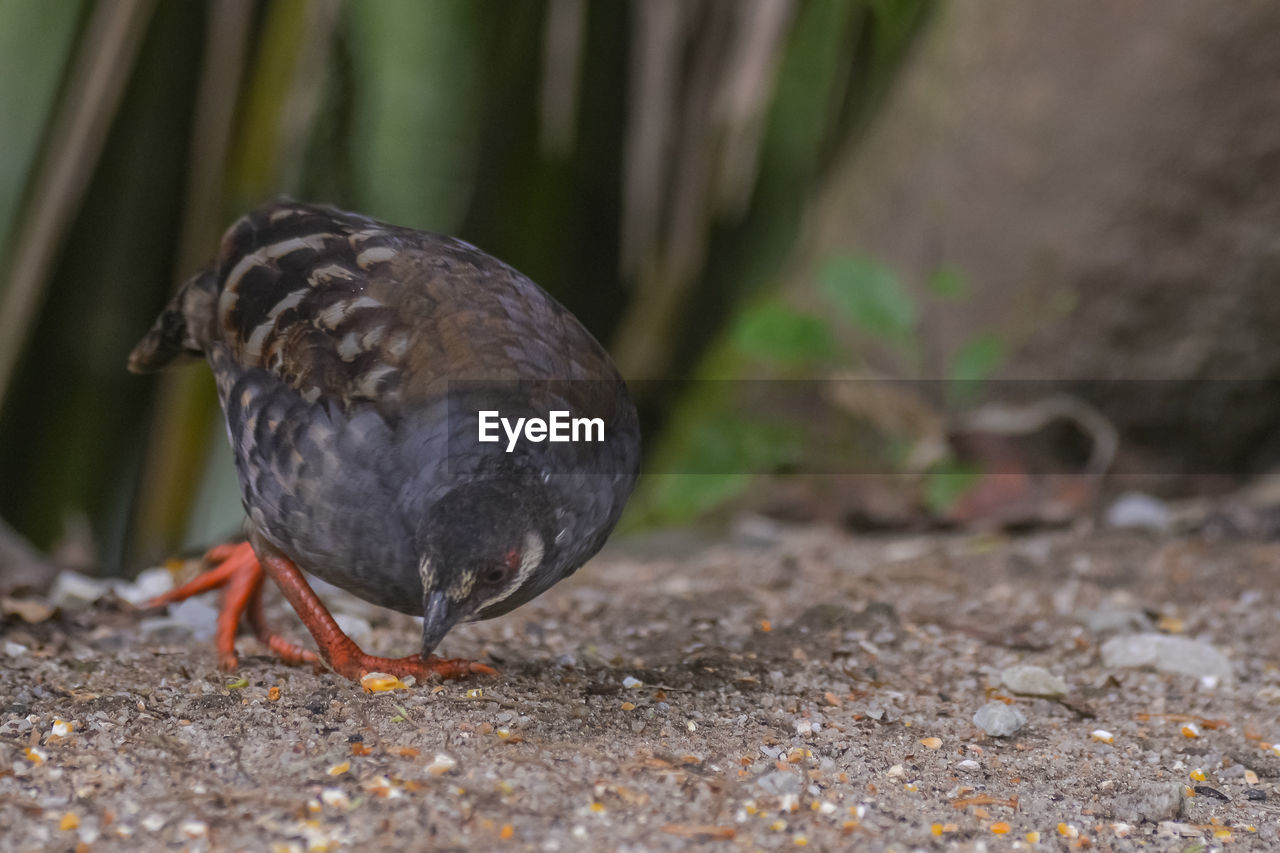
[131, 201, 639, 678]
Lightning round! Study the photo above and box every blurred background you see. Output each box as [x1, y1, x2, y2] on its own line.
[2, 0, 1279, 584]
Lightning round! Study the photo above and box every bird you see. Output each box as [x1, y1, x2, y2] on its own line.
[129, 201, 640, 682]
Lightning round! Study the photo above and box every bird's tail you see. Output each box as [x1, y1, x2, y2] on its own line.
[127, 267, 219, 373]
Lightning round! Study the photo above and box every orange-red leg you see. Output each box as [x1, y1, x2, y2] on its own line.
[258, 551, 496, 681]
[148, 542, 493, 682]
[147, 542, 316, 671]
[246, 579, 318, 668]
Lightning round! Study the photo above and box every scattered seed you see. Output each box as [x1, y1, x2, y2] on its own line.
[991, 822, 1011, 834]
[622, 676, 643, 689]
[1181, 723, 1201, 739]
[59, 813, 79, 831]
[919, 737, 942, 749]
[361, 672, 409, 693]
[321, 788, 351, 809]
[1189, 769, 1206, 781]
[1091, 729, 1114, 743]
[466, 688, 483, 699]
[268, 686, 281, 701]
[621, 702, 636, 711]
[427, 753, 458, 775]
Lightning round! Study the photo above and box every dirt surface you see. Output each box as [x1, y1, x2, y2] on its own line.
[3, 517, 1280, 851]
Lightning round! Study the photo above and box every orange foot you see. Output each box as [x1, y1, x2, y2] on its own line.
[147, 542, 495, 682]
[257, 550, 496, 682]
[147, 542, 317, 671]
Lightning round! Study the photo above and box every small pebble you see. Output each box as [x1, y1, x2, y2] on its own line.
[48, 571, 111, 609]
[1100, 633, 1233, 683]
[1112, 782, 1184, 823]
[1105, 492, 1171, 531]
[972, 701, 1026, 737]
[1001, 664, 1067, 698]
[110, 567, 174, 606]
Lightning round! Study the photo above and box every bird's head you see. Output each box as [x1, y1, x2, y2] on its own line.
[415, 481, 553, 657]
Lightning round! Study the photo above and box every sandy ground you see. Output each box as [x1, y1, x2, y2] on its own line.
[3, 516, 1280, 852]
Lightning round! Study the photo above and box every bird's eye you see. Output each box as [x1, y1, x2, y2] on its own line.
[483, 566, 510, 586]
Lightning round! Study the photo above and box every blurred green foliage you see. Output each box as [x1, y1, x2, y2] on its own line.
[630, 254, 1007, 526]
[0, 0, 934, 571]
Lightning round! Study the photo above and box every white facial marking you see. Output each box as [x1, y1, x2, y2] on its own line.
[475, 531, 545, 614]
[418, 556, 435, 592]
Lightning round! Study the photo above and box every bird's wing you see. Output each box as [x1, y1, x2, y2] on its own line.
[212, 200, 628, 413]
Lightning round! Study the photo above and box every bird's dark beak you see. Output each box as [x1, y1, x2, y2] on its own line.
[420, 589, 458, 657]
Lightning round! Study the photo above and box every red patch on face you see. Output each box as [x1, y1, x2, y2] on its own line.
[505, 549, 520, 571]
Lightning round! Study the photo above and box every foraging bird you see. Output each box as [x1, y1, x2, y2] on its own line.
[130, 201, 639, 681]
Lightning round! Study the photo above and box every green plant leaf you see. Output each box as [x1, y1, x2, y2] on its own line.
[345, 0, 486, 232]
[819, 256, 917, 343]
[731, 302, 836, 366]
[927, 267, 967, 299]
[951, 333, 1005, 384]
[923, 458, 981, 515]
[949, 333, 1004, 405]
[650, 474, 754, 523]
